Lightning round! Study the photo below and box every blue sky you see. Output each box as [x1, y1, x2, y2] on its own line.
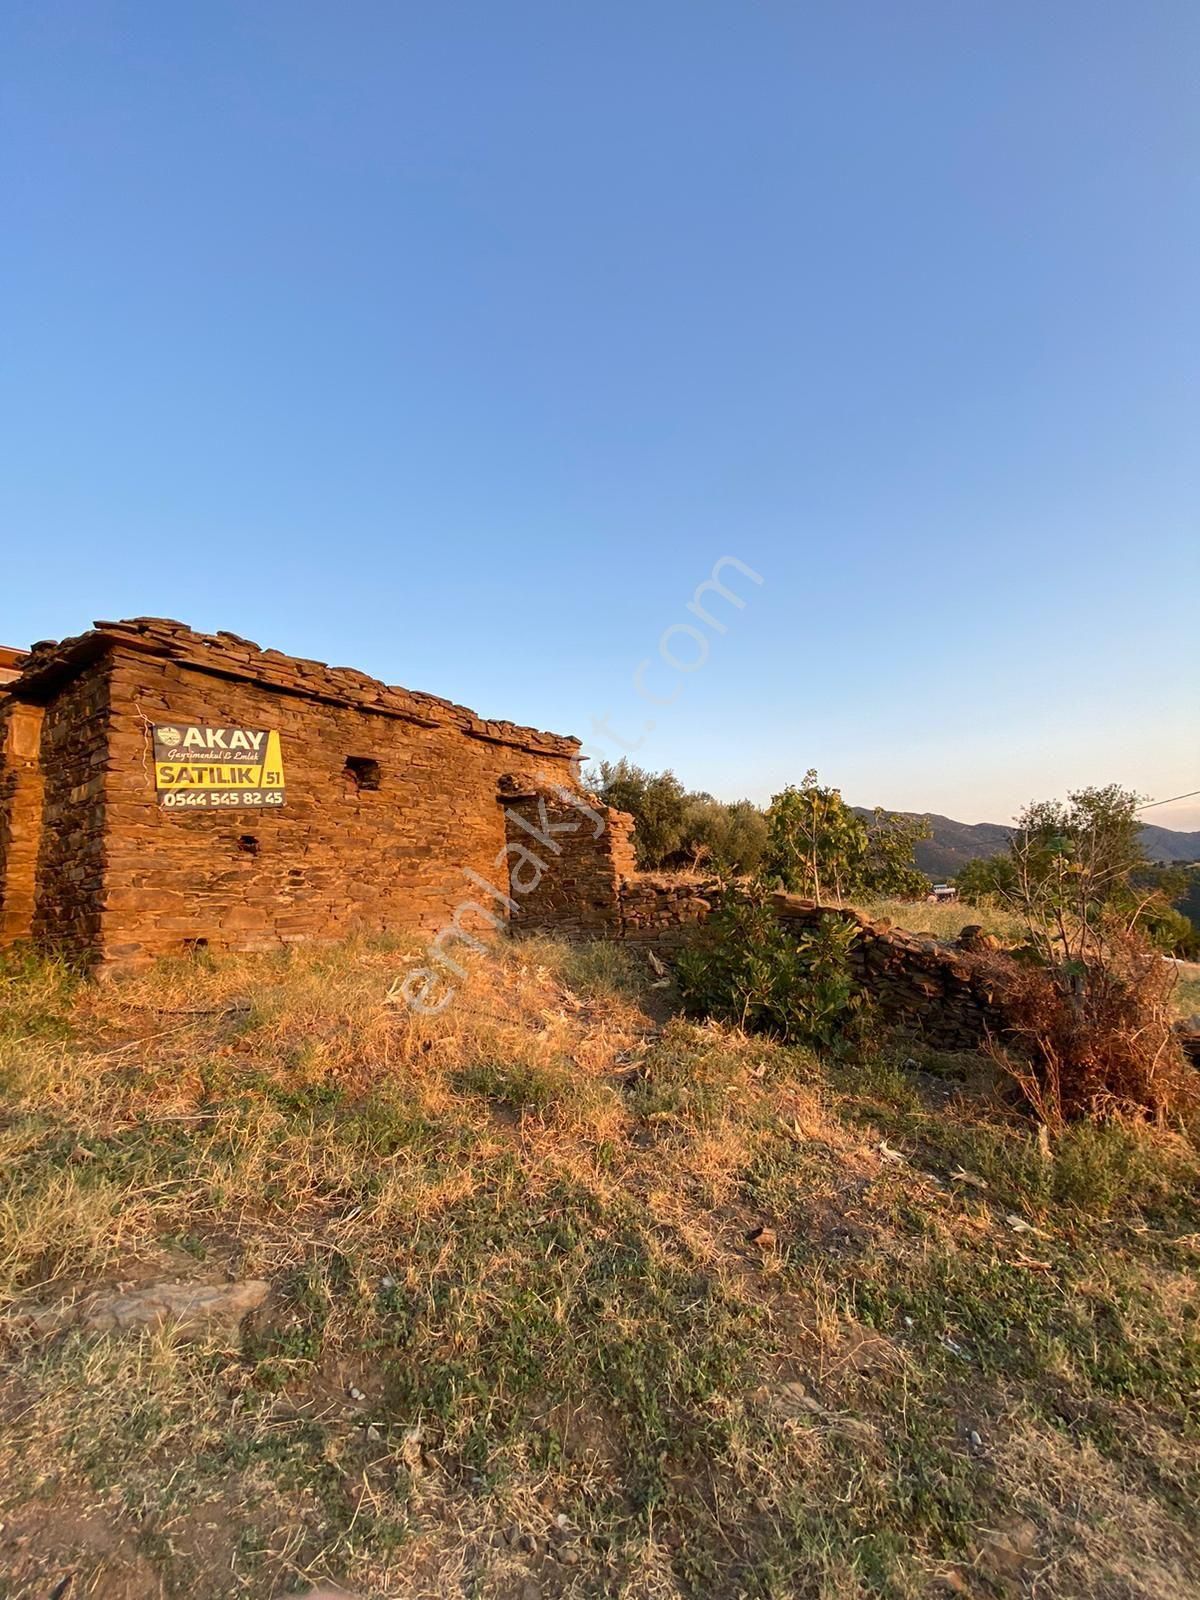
[3, 3, 1197, 827]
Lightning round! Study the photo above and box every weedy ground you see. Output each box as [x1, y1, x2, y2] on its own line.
[851, 898, 1029, 947]
[1, 935, 1198, 1600]
[1170, 960, 1200, 1020]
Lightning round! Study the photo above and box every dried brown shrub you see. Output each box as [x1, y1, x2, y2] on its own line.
[983, 933, 1198, 1128]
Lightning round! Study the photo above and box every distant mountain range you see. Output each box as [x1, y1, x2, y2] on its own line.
[855, 810, 1200, 882]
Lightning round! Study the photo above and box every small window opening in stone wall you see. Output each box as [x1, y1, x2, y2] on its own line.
[344, 756, 382, 791]
[182, 937, 209, 953]
[238, 835, 259, 855]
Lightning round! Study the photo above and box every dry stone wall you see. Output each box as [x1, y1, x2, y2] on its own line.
[0, 700, 46, 943]
[29, 664, 111, 958]
[766, 893, 1002, 1051]
[618, 882, 1007, 1049]
[499, 788, 637, 938]
[618, 874, 722, 947]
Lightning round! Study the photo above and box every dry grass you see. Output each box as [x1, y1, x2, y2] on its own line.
[1, 936, 1199, 1598]
[1170, 959, 1200, 1021]
[851, 896, 1029, 946]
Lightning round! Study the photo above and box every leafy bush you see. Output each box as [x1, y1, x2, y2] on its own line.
[675, 895, 863, 1046]
[955, 853, 1018, 905]
[1138, 901, 1200, 960]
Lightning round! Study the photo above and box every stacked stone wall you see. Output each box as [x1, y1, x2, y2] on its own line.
[618, 874, 724, 947]
[500, 791, 635, 939]
[766, 894, 1001, 1050]
[94, 651, 579, 971]
[29, 663, 111, 958]
[0, 701, 46, 942]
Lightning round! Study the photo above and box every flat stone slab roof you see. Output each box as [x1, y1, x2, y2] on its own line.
[8, 617, 579, 759]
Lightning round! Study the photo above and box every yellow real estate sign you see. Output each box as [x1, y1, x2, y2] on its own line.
[152, 724, 286, 811]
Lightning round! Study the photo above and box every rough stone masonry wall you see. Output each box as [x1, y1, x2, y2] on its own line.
[29, 662, 112, 959]
[767, 893, 1003, 1051]
[0, 699, 46, 942]
[618, 874, 727, 948]
[94, 650, 581, 971]
[500, 789, 637, 938]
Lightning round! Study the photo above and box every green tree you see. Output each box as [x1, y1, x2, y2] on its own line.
[1015, 784, 1147, 908]
[675, 795, 768, 877]
[766, 774, 933, 904]
[956, 789, 1196, 955]
[765, 771, 868, 904]
[1002, 784, 1200, 961]
[591, 759, 688, 869]
[955, 852, 1018, 905]
[980, 785, 1193, 1125]
[859, 807, 932, 900]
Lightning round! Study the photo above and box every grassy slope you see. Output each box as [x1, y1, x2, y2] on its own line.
[1, 938, 1199, 1600]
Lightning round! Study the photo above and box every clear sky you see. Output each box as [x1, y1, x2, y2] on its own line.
[3, 3, 1197, 828]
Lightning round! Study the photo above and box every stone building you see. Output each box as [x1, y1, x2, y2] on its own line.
[0, 618, 635, 974]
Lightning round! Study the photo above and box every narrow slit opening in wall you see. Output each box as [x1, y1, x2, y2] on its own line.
[182, 937, 209, 953]
[344, 756, 382, 791]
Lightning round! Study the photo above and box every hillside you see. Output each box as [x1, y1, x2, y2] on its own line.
[3, 937, 1200, 1598]
[911, 815, 1015, 881]
[854, 810, 1200, 882]
[1139, 822, 1200, 864]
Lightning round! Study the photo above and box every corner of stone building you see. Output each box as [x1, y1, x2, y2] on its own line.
[0, 695, 48, 946]
[26, 656, 116, 968]
[496, 777, 635, 940]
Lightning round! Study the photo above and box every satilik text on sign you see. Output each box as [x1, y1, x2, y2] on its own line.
[153, 724, 286, 810]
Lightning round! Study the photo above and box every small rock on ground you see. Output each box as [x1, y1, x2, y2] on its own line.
[6, 1279, 269, 1340]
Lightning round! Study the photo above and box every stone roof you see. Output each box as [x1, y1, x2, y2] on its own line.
[8, 618, 579, 759]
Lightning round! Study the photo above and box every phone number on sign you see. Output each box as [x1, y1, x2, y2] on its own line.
[161, 791, 285, 809]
